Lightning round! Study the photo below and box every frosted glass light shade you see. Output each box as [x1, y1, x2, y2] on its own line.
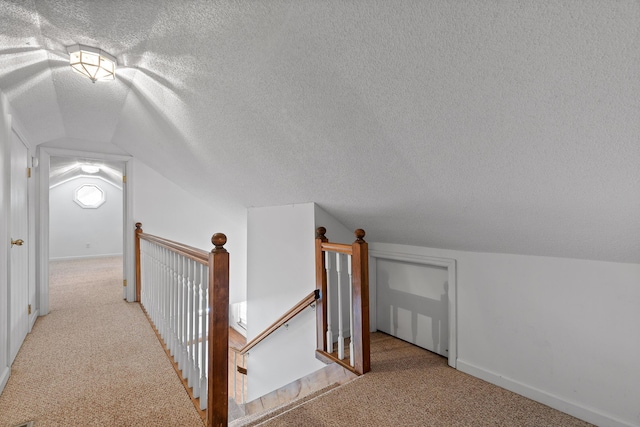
[81, 164, 100, 174]
[67, 44, 116, 83]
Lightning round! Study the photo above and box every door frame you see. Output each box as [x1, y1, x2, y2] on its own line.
[37, 147, 135, 315]
[369, 249, 457, 368]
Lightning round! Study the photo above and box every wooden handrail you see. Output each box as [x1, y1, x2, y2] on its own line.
[320, 242, 353, 255]
[231, 290, 320, 355]
[136, 223, 209, 264]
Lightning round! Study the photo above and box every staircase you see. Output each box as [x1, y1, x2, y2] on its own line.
[229, 361, 357, 426]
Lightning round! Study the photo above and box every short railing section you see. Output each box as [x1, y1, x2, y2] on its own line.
[135, 223, 229, 427]
[315, 227, 370, 375]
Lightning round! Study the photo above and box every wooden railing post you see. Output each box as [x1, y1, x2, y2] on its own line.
[135, 222, 143, 302]
[315, 227, 328, 352]
[351, 229, 370, 374]
[207, 233, 229, 427]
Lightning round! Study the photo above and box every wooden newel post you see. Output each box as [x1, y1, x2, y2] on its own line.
[135, 222, 143, 302]
[207, 233, 229, 427]
[315, 227, 328, 352]
[351, 228, 370, 374]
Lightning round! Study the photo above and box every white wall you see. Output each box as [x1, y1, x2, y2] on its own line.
[49, 177, 123, 260]
[246, 203, 321, 399]
[132, 159, 247, 303]
[0, 92, 12, 393]
[369, 242, 640, 427]
[246, 203, 353, 400]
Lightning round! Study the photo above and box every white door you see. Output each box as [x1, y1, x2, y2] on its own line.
[9, 132, 29, 364]
[376, 259, 449, 357]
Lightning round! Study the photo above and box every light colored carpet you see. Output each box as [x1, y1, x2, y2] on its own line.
[1, 257, 597, 427]
[0, 257, 203, 427]
[257, 332, 595, 427]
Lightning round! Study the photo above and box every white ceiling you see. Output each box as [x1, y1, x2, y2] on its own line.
[1, 1, 638, 263]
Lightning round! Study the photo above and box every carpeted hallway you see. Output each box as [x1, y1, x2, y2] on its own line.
[0, 257, 203, 427]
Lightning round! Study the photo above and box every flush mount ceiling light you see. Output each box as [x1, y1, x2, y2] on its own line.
[80, 164, 100, 174]
[67, 44, 116, 83]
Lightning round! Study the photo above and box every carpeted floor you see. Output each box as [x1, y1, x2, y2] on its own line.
[0, 257, 203, 427]
[1, 257, 596, 427]
[258, 333, 595, 427]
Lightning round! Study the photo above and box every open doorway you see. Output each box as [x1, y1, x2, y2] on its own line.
[37, 148, 134, 316]
[48, 156, 125, 301]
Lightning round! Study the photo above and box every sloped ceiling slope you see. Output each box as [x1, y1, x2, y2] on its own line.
[1, 1, 638, 263]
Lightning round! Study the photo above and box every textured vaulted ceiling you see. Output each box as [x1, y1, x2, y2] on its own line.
[1, 1, 638, 263]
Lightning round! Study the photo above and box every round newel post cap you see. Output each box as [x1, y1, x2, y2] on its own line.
[212, 233, 227, 252]
[355, 228, 366, 242]
[135, 222, 142, 230]
[316, 227, 327, 239]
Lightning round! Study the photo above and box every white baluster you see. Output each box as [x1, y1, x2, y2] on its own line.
[161, 247, 168, 339]
[158, 247, 164, 336]
[181, 256, 189, 372]
[325, 251, 333, 354]
[192, 262, 201, 398]
[200, 264, 209, 411]
[199, 265, 208, 408]
[336, 253, 345, 360]
[200, 266, 209, 409]
[187, 259, 196, 387]
[170, 251, 178, 357]
[176, 254, 184, 371]
[151, 245, 160, 329]
[153, 243, 159, 327]
[167, 250, 174, 356]
[348, 255, 354, 367]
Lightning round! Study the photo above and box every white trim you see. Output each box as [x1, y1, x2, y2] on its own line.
[38, 147, 135, 313]
[50, 253, 123, 261]
[123, 159, 134, 301]
[37, 148, 50, 314]
[457, 359, 636, 427]
[369, 249, 457, 368]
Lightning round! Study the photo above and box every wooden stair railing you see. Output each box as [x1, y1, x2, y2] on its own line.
[135, 223, 229, 427]
[315, 227, 370, 375]
[229, 290, 320, 403]
[231, 290, 320, 356]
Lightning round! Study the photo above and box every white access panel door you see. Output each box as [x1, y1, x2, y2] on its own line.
[9, 133, 29, 364]
[376, 259, 449, 357]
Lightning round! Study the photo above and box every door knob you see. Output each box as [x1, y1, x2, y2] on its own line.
[11, 239, 24, 247]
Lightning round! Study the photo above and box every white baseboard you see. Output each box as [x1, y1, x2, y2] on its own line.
[0, 366, 10, 394]
[49, 253, 123, 261]
[457, 359, 635, 427]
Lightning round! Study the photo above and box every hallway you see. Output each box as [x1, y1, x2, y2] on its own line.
[0, 257, 203, 426]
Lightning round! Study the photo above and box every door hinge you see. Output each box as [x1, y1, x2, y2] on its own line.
[123, 279, 127, 287]
[122, 175, 127, 183]
[28, 304, 32, 315]
[27, 167, 31, 178]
